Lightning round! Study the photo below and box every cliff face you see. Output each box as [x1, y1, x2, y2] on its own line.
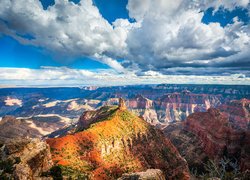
[164, 99, 250, 172]
[47, 104, 190, 179]
[219, 98, 250, 130]
[163, 123, 208, 172]
[77, 105, 118, 131]
[185, 108, 246, 159]
[105, 92, 222, 125]
[127, 95, 159, 124]
[0, 138, 53, 179]
[154, 91, 222, 124]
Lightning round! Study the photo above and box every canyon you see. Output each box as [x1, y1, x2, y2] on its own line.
[1, 85, 249, 126]
[0, 85, 249, 179]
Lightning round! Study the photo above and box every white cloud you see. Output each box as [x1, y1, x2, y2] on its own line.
[0, 0, 249, 79]
[200, 0, 250, 11]
[0, 0, 133, 72]
[0, 67, 249, 86]
[125, 0, 250, 74]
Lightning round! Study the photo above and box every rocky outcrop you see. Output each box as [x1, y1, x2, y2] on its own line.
[163, 123, 208, 173]
[0, 138, 53, 179]
[47, 106, 190, 179]
[118, 169, 165, 180]
[118, 98, 127, 110]
[105, 96, 159, 125]
[77, 105, 118, 131]
[128, 95, 158, 125]
[164, 99, 250, 173]
[154, 91, 222, 124]
[219, 99, 250, 130]
[185, 108, 246, 159]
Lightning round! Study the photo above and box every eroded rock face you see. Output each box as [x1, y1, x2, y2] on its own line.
[154, 91, 222, 124]
[77, 105, 118, 131]
[163, 123, 208, 172]
[118, 169, 165, 180]
[119, 98, 127, 110]
[219, 99, 250, 130]
[0, 138, 53, 179]
[164, 99, 250, 172]
[185, 108, 245, 159]
[104, 92, 222, 125]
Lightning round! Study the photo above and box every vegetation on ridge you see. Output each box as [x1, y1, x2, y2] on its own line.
[47, 106, 189, 179]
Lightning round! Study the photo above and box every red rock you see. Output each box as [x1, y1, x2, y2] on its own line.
[47, 106, 190, 179]
[184, 105, 250, 170]
[219, 98, 250, 130]
[154, 91, 222, 124]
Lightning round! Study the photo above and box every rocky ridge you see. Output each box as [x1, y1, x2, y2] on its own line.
[164, 99, 250, 173]
[0, 138, 53, 179]
[47, 99, 190, 179]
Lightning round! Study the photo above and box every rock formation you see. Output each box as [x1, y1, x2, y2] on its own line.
[164, 100, 250, 172]
[118, 169, 165, 180]
[47, 105, 190, 179]
[0, 138, 53, 179]
[154, 91, 222, 124]
[128, 95, 158, 124]
[118, 98, 127, 110]
[185, 108, 246, 159]
[219, 98, 250, 130]
[77, 105, 118, 131]
[105, 92, 222, 125]
[163, 123, 208, 173]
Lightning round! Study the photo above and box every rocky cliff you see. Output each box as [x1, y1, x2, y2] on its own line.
[163, 123, 208, 173]
[164, 101, 250, 172]
[104, 92, 222, 125]
[219, 98, 250, 130]
[47, 102, 190, 179]
[185, 108, 246, 159]
[154, 91, 222, 124]
[0, 138, 53, 179]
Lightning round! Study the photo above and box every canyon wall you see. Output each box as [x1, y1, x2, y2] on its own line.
[0, 138, 53, 179]
[105, 91, 222, 125]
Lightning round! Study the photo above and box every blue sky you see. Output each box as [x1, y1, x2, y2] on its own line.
[0, 0, 129, 70]
[0, 0, 250, 86]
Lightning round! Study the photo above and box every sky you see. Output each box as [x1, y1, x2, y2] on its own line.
[0, 0, 250, 86]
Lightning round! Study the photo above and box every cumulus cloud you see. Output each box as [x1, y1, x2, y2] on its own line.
[0, 0, 132, 72]
[0, 67, 249, 86]
[125, 0, 250, 75]
[0, 0, 250, 82]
